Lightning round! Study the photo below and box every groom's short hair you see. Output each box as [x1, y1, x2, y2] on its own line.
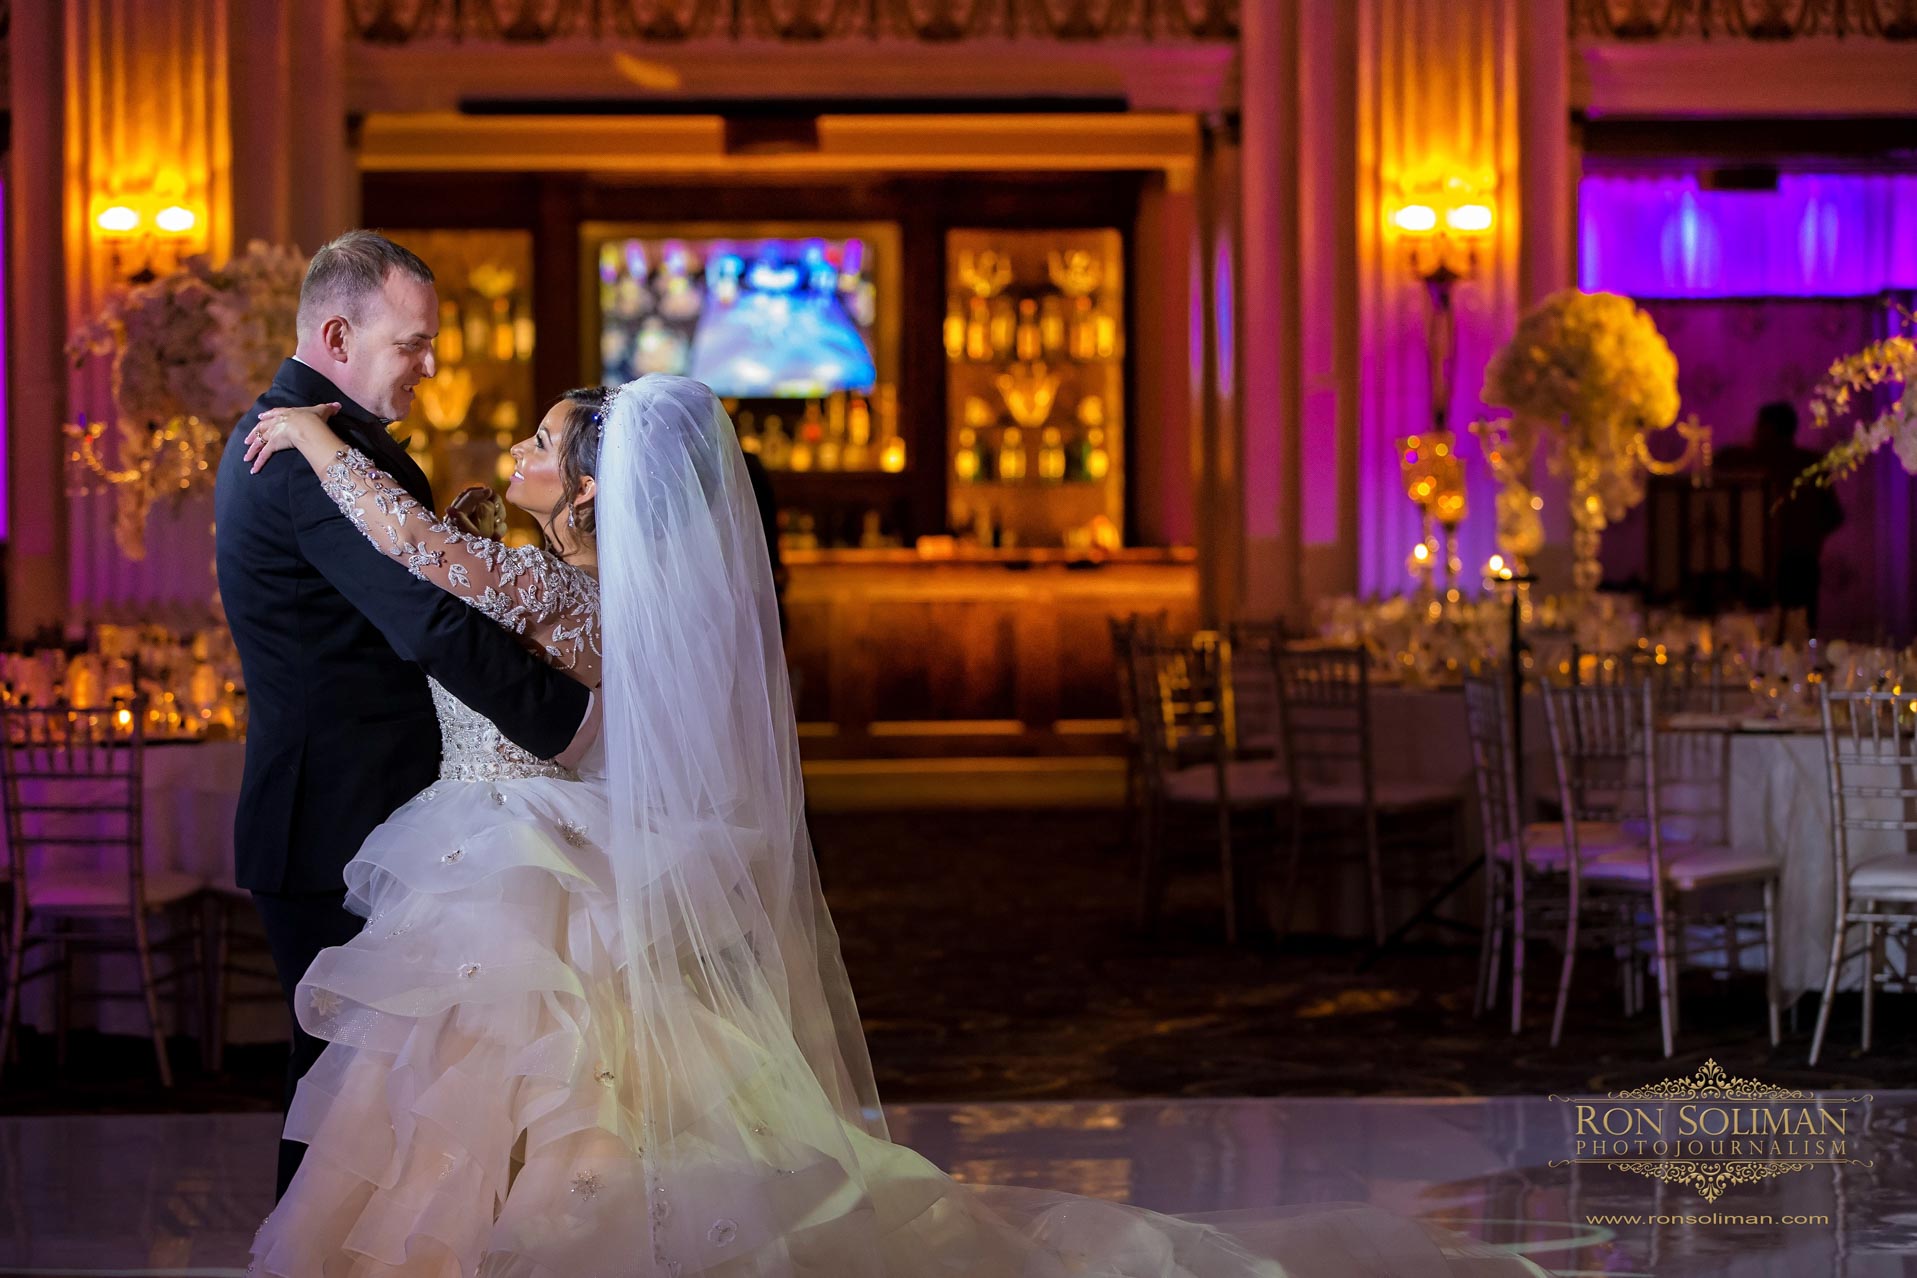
[298, 230, 435, 339]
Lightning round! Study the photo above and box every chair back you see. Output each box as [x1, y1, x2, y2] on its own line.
[1462, 673, 1523, 853]
[1273, 646, 1371, 797]
[0, 701, 147, 910]
[1138, 633, 1235, 776]
[1539, 680, 1644, 827]
[1642, 684, 1733, 850]
[1818, 689, 1917, 892]
[1570, 645, 1731, 714]
[1224, 620, 1287, 756]
[1109, 613, 1161, 758]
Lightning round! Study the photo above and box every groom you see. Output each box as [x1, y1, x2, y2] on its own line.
[214, 230, 598, 1198]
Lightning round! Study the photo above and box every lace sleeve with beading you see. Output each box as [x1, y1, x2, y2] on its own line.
[319, 448, 601, 680]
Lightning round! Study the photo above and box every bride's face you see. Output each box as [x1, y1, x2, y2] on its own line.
[505, 402, 573, 518]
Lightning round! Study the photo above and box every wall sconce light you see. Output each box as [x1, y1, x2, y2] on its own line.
[1389, 177, 1496, 593]
[1392, 191, 1496, 445]
[93, 194, 204, 283]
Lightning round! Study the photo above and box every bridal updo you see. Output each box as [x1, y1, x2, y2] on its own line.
[554, 385, 613, 537]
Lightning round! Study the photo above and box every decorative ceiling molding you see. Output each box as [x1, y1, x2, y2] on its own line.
[1571, 0, 1917, 42]
[345, 0, 1240, 44]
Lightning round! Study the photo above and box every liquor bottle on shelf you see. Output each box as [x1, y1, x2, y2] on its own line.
[965, 298, 992, 362]
[943, 296, 967, 361]
[438, 300, 465, 365]
[737, 409, 759, 453]
[1015, 299, 1043, 362]
[1081, 426, 1112, 480]
[1094, 305, 1119, 359]
[490, 296, 515, 362]
[1069, 296, 1099, 361]
[513, 299, 535, 361]
[1040, 296, 1068, 357]
[791, 400, 824, 473]
[878, 434, 907, 474]
[1038, 427, 1066, 482]
[953, 428, 984, 483]
[761, 415, 792, 470]
[819, 395, 845, 471]
[843, 395, 872, 470]
[463, 300, 489, 363]
[988, 297, 1017, 360]
[997, 426, 1027, 481]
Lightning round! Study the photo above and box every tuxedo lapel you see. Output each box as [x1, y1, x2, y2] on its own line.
[266, 358, 435, 507]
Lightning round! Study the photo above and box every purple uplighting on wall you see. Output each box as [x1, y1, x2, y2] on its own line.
[0, 178, 9, 542]
[1580, 173, 1917, 298]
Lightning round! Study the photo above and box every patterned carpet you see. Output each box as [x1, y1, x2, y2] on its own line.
[4, 806, 1910, 1114]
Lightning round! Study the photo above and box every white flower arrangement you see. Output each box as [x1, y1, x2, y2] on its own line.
[1479, 289, 1680, 589]
[1795, 318, 1917, 492]
[66, 240, 307, 556]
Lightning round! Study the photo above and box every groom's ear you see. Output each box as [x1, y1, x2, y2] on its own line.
[318, 314, 353, 364]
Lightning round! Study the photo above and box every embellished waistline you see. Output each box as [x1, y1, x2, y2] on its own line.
[436, 758, 579, 784]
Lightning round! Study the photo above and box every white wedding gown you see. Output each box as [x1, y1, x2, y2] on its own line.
[251, 397, 1547, 1278]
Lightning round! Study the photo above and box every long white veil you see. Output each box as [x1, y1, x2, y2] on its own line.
[593, 374, 905, 1270]
[579, 374, 1543, 1278]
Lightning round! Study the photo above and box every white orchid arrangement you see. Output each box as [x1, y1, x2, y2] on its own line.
[1794, 315, 1917, 494]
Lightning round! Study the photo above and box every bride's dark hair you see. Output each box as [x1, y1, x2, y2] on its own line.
[553, 385, 612, 541]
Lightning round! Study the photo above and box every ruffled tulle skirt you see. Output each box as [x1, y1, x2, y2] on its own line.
[251, 778, 1546, 1278]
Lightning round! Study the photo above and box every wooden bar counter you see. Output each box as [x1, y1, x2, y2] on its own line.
[782, 547, 1197, 759]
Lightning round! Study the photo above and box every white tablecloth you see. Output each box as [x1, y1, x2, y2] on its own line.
[12, 740, 290, 1043]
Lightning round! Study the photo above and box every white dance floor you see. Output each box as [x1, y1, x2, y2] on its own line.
[0, 1094, 1911, 1276]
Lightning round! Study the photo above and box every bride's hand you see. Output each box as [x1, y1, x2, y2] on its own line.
[447, 485, 509, 541]
[244, 402, 343, 473]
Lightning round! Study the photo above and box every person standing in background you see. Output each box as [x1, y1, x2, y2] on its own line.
[1714, 400, 1845, 636]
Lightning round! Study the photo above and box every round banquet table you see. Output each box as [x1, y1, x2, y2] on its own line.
[1359, 686, 1891, 997]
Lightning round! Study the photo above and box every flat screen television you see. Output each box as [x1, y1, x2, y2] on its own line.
[586, 223, 900, 399]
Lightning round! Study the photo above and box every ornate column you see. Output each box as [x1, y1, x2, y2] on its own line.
[1355, 0, 1525, 594]
[6, 1, 73, 633]
[1232, 0, 1293, 622]
[22, 0, 349, 625]
[1297, 0, 1362, 607]
[59, 0, 237, 619]
[1519, 0, 1577, 586]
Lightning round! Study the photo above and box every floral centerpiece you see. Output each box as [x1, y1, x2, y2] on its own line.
[1479, 289, 1679, 590]
[67, 240, 307, 557]
[1792, 315, 1917, 491]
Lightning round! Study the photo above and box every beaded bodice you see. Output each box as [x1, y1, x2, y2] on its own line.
[316, 447, 604, 784]
[429, 678, 576, 783]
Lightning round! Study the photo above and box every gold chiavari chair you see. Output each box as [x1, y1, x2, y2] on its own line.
[1110, 612, 1167, 868]
[0, 701, 208, 1086]
[1224, 619, 1289, 758]
[1809, 689, 1917, 1066]
[1133, 631, 1290, 942]
[1543, 681, 1782, 1056]
[1269, 646, 1462, 947]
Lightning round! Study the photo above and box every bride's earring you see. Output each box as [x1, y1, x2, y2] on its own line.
[565, 507, 576, 530]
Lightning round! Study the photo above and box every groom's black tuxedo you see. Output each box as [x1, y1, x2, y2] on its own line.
[215, 358, 589, 1195]
[216, 358, 589, 893]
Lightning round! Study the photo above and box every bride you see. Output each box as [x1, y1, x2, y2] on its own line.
[242, 375, 1544, 1278]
